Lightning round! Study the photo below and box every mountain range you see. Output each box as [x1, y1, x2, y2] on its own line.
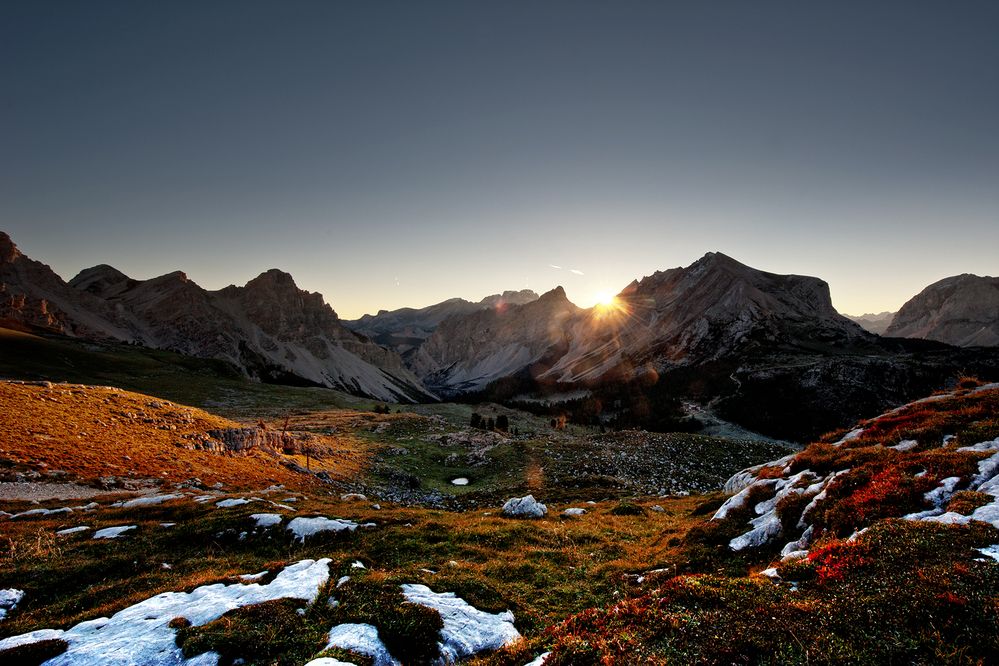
[3, 230, 997, 440]
[0, 232, 429, 402]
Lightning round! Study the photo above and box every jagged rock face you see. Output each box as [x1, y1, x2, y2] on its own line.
[541, 252, 869, 384]
[885, 274, 999, 347]
[346, 289, 539, 355]
[845, 311, 896, 335]
[412, 287, 578, 394]
[0, 232, 134, 340]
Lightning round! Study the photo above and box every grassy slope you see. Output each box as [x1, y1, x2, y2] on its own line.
[5, 329, 994, 664]
[0, 381, 369, 491]
[520, 382, 999, 665]
[0, 327, 367, 419]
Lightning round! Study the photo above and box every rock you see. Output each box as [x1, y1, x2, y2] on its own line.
[502, 495, 547, 519]
[560, 508, 586, 518]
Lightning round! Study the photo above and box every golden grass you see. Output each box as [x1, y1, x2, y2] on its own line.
[0, 382, 369, 491]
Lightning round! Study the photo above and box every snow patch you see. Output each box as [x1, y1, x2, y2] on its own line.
[0, 588, 25, 620]
[56, 526, 91, 536]
[114, 494, 184, 508]
[250, 513, 283, 528]
[324, 623, 400, 666]
[215, 498, 250, 508]
[400, 584, 521, 663]
[287, 516, 358, 541]
[0, 559, 331, 664]
[93, 525, 137, 539]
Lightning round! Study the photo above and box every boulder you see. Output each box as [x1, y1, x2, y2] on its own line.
[502, 495, 547, 518]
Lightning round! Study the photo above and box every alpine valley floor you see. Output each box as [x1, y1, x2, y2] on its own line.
[0, 365, 997, 663]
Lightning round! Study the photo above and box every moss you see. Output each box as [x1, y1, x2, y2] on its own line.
[331, 577, 444, 664]
[609, 502, 646, 516]
[947, 490, 993, 515]
[176, 598, 324, 666]
[0, 638, 69, 665]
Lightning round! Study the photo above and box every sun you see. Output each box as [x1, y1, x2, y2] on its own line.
[594, 289, 617, 307]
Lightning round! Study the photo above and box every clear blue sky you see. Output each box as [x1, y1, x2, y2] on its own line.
[2, 1, 997, 318]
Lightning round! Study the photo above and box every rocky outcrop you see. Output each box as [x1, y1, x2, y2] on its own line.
[885, 274, 999, 347]
[178, 427, 318, 455]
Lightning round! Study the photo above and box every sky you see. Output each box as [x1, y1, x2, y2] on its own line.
[2, 1, 997, 319]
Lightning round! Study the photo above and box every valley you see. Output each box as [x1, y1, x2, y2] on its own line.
[3, 234, 999, 664]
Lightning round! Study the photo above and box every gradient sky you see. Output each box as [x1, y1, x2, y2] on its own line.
[2, 1, 997, 319]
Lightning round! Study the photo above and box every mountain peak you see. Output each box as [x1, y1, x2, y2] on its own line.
[244, 268, 298, 291]
[69, 264, 133, 296]
[540, 285, 567, 300]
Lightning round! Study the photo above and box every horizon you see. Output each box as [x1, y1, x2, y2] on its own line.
[3, 1, 998, 319]
[6, 227, 990, 319]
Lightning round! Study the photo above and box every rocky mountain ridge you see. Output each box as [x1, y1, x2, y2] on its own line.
[845, 311, 896, 335]
[0, 232, 430, 401]
[345, 289, 538, 357]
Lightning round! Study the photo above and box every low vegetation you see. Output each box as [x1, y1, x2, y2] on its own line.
[1, 374, 996, 664]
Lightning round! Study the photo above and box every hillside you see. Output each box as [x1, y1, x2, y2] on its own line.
[0, 381, 365, 492]
[885, 273, 999, 347]
[526, 380, 999, 664]
[1, 381, 996, 664]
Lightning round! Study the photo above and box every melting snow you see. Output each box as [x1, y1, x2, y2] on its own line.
[238, 571, 268, 582]
[93, 525, 137, 539]
[0, 588, 25, 620]
[113, 494, 184, 508]
[215, 498, 250, 508]
[12, 507, 73, 519]
[400, 584, 521, 663]
[976, 544, 999, 562]
[523, 652, 552, 666]
[0, 559, 331, 664]
[56, 526, 91, 536]
[250, 513, 283, 528]
[324, 623, 400, 666]
[287, 516, 358, 541]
